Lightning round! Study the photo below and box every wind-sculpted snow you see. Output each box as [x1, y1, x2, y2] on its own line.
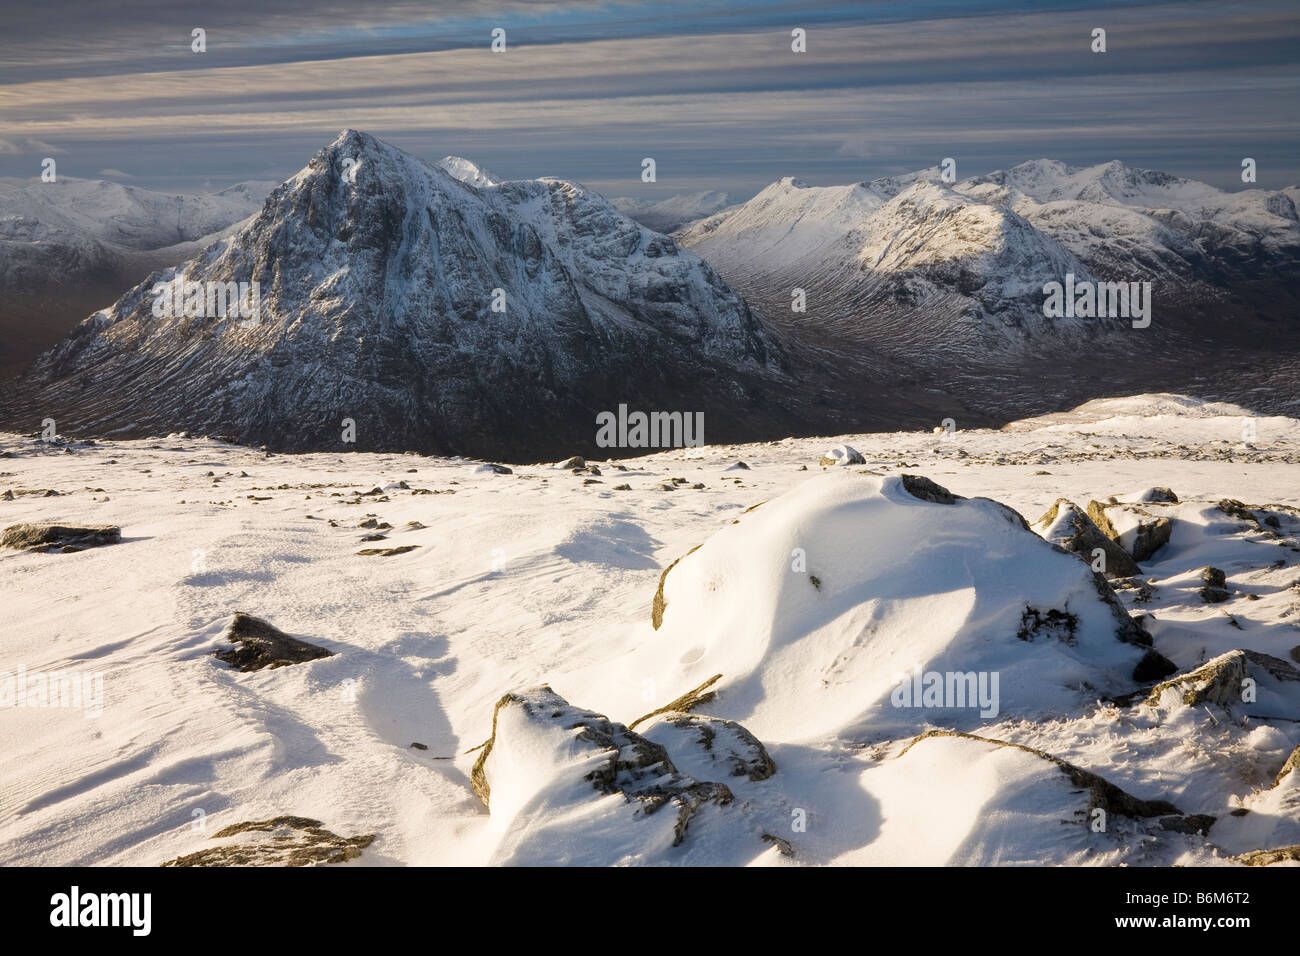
[2, 130, 791, 459]
[1, 395, 1297, 865]
[576, 471, 1167, 743]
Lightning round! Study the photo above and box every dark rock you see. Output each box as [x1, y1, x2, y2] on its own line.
[900, 473, 960, 504]
[215, 612, 333, 671]
[1199, 566, 1230, 603]
[1133, 649, 1179, 683]
[1, 522, 121, 553]
[1159, 813, 1215, 835]
[1135, 487, 1179, 503]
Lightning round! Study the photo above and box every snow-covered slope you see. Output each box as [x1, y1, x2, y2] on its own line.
[1, 131, 792, 458]
[0, 177, 274, 377]
[2, 393, 1296, 866]
[610, 190, 733, 233]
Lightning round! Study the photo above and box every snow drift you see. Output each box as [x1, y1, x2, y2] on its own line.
[578, 471, 1169, 743]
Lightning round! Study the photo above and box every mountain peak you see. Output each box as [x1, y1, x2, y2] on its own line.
[436, 156, 504, 189]
[6, 129, 790, 458]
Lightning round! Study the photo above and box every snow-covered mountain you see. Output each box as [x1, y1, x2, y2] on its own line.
[0, 177, 274, 377]
[677, 159, 1300, 357]
[1, 131, 791, 458]
[610, 190, 732, 233]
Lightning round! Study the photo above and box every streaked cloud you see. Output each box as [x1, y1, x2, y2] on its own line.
[0, 1, 1295, 195]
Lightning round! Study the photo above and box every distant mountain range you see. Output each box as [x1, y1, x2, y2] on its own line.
[0, 177, 274, 376]
[610, 190, 732, 233]
[676, 158, 1300, 355]
[2, 142, 1298, 454]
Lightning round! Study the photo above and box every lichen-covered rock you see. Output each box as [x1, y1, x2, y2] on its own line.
[1142, 649, 1300, 710]
[215, 612, 334, 671]
[640, 711, 776, 781]
[2, 522, 121, 553]
[161, 816, 373, 867]
[1144, 650, 1249, 708]
[1235, 845, 1300, 866]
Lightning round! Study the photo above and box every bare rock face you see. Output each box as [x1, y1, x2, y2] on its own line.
[1032, 498, 1140, 578]
[1, 522, 120, 553]
[215, 612, 334, 671]
[161, 816, 373, 867]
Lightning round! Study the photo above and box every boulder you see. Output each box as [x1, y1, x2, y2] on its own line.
[1, 523, 121, 553]
[640, 711, 776, 781]
[215, 612, 334, 672]
[1198, 565, 1230, 603]
[629, 471, 1173, 741]
[1086, 500, 1172, 562]
[471, 686, 737, 863]
[161, 816, 373, 867]
[1032, 498, 1140, 578]
[820, 444, 865, 467]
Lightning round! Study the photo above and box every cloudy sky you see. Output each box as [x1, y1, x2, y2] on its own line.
[1, 0, 1297, 198]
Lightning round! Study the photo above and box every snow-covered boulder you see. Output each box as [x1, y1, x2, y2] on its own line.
[1087, 499, 1174, 562]
[1143, 649, 1300, 714]
[857, 731, 1199, 865]
[1032, 498, 1139, 578]
[639, 712, 776, 782]
[819, 444, 864, 467]
[611, 471, 1169, 743]
[471, 686, 745, 865]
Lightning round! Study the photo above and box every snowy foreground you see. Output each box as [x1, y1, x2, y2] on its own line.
[2, 394, 1299, 866]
